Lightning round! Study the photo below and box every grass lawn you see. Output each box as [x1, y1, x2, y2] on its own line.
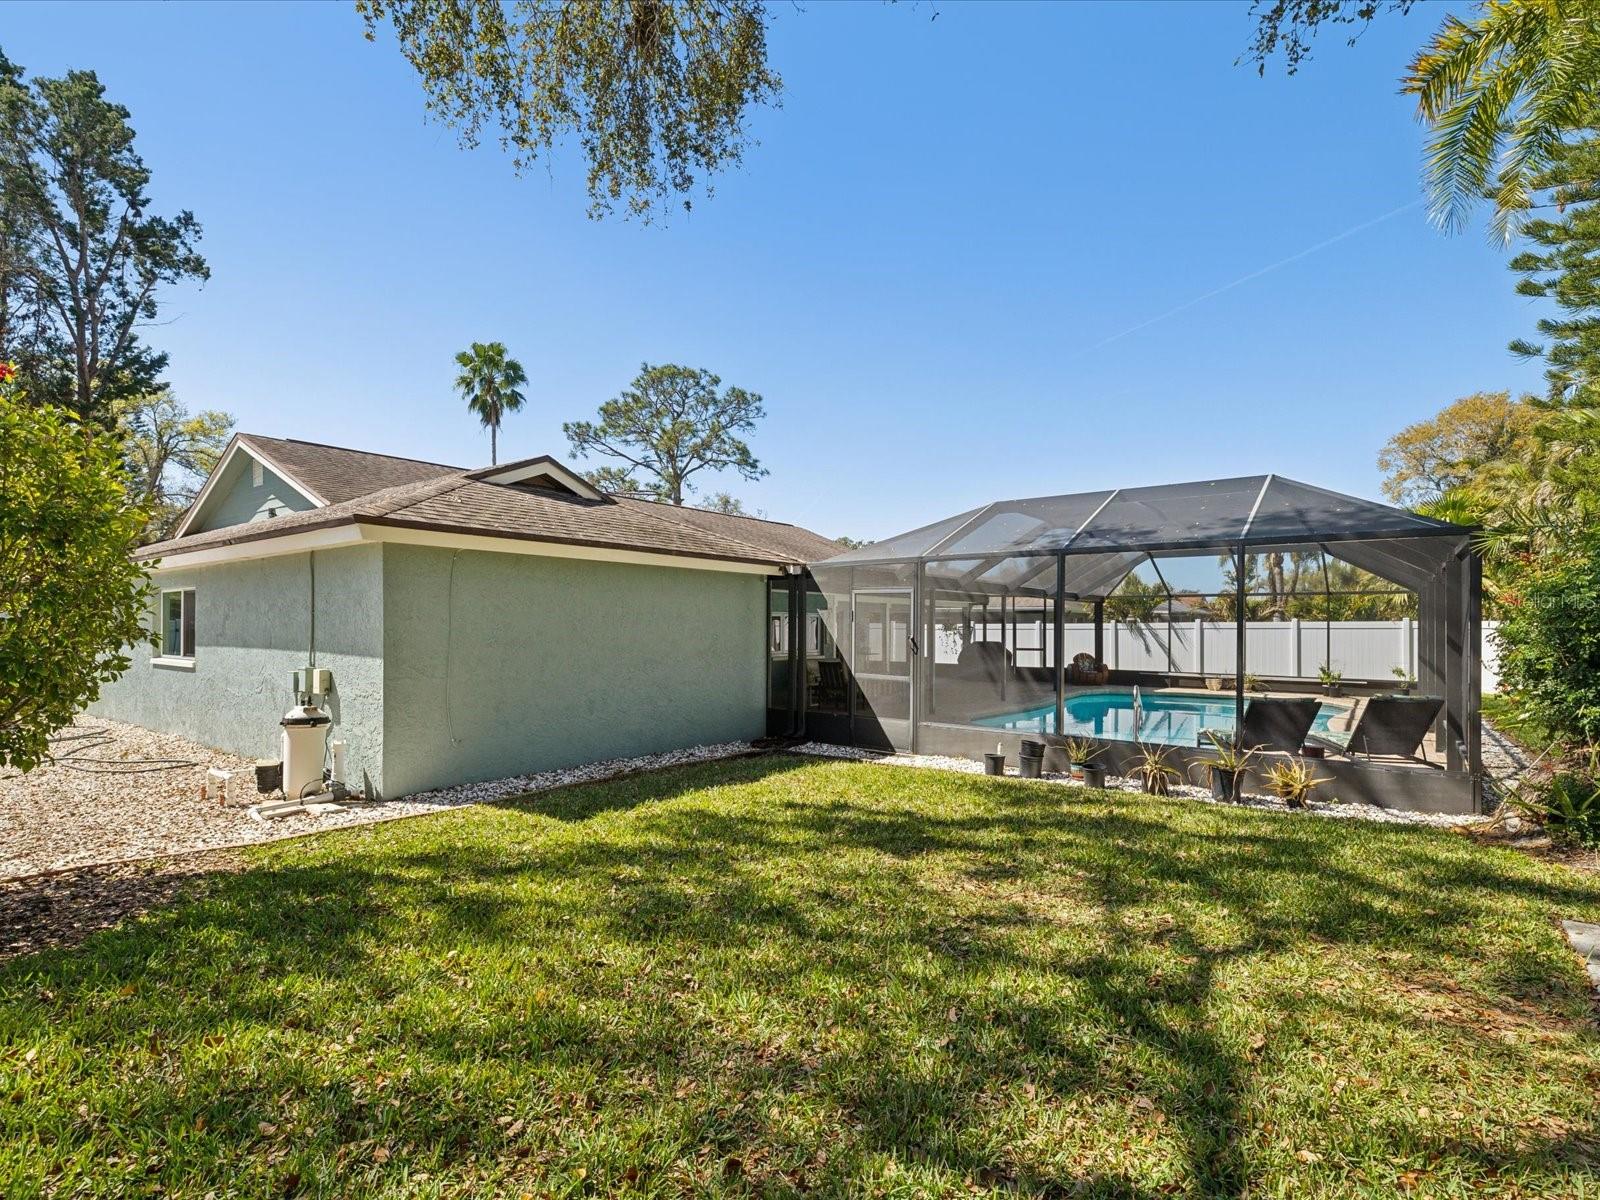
[3, 755, 1600, 1198]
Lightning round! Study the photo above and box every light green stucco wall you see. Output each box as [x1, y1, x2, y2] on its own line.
[380, 545, 767, 797]
[192, 452, 316, 533]
[89, 545, 386, 796]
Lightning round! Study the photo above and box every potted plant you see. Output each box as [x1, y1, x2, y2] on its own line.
[1204, 676, 1225, 693]
[1129, 741, 1181, 795]
[1195, 731, 1256, 802]
[1261, 757, 1324, 809]
[1318, 664, 1344, 697]
[1391, 666, 1416, 695]
[1245, 673, 1265, 694]
[1061, 737, 1100, 784]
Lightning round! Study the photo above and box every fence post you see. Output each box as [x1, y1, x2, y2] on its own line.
[1193, 618, 1204, 675]
[1401, 616, 1414, 679]
[1290, 617, 1301, 678]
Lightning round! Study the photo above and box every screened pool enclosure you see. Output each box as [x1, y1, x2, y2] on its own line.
[767, 475, 1484, 813]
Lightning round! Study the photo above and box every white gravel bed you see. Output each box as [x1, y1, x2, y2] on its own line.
[0, 716, 755, 880]
[790, 741, 1483, 829]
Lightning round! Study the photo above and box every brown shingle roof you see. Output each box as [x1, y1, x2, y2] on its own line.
[143, 441, 839, 569]
[239, 434, 461, 504]
[619, 498, 842, 563]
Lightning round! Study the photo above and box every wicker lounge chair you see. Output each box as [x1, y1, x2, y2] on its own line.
[1307, 695, 1444, 764]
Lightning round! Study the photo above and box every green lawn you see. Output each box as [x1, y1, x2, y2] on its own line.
[3, 755, 1600, 1198]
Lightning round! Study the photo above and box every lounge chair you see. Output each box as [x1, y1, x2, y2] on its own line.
[1307, 695, 1444, 764]
[1198, 696, 1322, 754]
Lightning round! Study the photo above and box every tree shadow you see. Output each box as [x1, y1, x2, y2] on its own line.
[2, 753, 1598, 1197]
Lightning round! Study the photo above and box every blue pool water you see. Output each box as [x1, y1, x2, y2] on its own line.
[972, 689, 1341, 746]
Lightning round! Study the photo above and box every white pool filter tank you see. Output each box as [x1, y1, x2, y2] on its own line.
[280, 703, 332, 799]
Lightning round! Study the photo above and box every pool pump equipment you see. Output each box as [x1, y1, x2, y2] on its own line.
[280, 667, 334, 799]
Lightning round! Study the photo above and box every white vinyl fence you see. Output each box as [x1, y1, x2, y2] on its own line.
[942, 620, 1504, 691]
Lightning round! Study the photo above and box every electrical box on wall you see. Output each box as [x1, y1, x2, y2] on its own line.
[292, 667, 333, 699]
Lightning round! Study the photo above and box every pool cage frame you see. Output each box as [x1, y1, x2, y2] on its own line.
[768, 474, 1484, 813]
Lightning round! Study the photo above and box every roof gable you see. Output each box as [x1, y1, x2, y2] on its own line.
[174, 434, 464, 538]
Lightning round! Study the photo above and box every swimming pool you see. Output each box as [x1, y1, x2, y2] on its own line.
[971, 688, 1342, 746]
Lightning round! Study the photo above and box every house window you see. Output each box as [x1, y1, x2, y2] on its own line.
[251, 459, 264, 487]
[158, 589, 196, 661]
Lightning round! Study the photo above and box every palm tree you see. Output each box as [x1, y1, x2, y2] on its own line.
[1405, 2, 1600, 240]
[453, 342, 528, 465]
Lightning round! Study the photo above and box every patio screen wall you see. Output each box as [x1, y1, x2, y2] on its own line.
[780, 475, 1484, 812]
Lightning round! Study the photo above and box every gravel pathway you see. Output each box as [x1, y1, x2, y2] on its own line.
[0, 716, 755, 881]
[791, 741, 1484, 828]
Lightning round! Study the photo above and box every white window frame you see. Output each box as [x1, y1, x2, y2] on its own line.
[154, 588, 197, 667]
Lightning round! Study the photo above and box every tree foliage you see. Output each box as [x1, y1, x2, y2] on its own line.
[1377, 391, 1539, 506]
[1401, 1, 1600, 239]
[0, 51, 208, 419]
[564, 362, 766, 504]
[1249, 2, 1600, 239]
[115, 389, 234, 542]
[1242, 0, 1416, 75]
[1508, 132, 1600, 402]
[0, 371, 152, 771]
[357, 0, 780, 221]
[1494, 526, 1600, 745]
[454, 340, 527, 466]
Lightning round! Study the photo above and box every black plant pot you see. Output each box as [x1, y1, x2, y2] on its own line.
[1081, 763, 1108, 789]
[1210, 765, 1244, 802]
[984, 752, 1007, 776]
[1018, 752, 1043, 779]
[1020, 739, 1047, 760]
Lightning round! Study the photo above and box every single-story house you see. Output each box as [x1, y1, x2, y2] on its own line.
[92, 434, 839, 798]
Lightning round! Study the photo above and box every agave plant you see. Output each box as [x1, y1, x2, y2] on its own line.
[1061, 737, 1101, 765]
[1129, 742, 1182, 796]
[1261, 758, 1325, 810]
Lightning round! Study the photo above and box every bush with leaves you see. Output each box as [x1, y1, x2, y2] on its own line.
[0, 372, 152, 770]
[1513, 747, 1600, 849]
[1494, 532, 1600, 747]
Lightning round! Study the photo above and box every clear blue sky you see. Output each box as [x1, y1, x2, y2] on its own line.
[5, 1, 1546, 541]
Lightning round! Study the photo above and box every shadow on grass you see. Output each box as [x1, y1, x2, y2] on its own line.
[1, 753, 1598, 1197]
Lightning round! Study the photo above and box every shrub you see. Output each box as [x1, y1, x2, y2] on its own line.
[1516, 765, 1600, 848]
[0, 382, 152, 770]
[1494, 535, 1600, 745]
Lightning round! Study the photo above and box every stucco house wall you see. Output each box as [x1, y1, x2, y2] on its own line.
[379, 545, 768, 797]
[91, 542, 771, 801]
[89, 545, 387, 795]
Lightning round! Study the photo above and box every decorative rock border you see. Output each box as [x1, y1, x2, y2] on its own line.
[791, 741, 1483, 829]
[1, 717, 756, 881]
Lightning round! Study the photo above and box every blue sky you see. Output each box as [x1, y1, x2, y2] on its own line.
[5, 1, 1545, 541]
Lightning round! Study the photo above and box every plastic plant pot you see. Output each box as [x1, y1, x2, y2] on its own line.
[1081, 763, 1108, 789]
[984, 752, 1007, 776]
[1020, 739, 1047, 760]
[1210, 765, 1244, 802]
[1018, 753, 1043, 779]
